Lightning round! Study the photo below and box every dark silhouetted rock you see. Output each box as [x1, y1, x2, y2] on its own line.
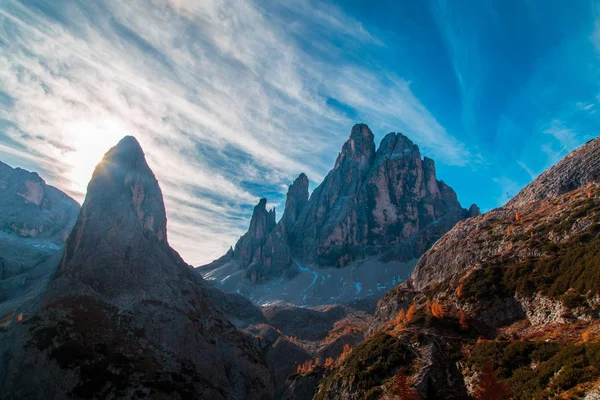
[244, 173, 309, 283]
[0, 161, 79, 315]
[0, 136, 273, 400]
[234, 198, 276, 269]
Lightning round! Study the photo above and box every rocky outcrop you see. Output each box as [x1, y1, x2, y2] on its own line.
[320, 136, 600, 400]
[295, 127, 476, 267]
[245, 174, 309, 283]
[0, 161, 80, 315]
[205, 124, 477, 287]
[0, 136, 273, 400]
[508, 136, 600, 207]
[0, 161, 79, 241]
[234, 198, 276, 269]
[411, 136, 600, 293]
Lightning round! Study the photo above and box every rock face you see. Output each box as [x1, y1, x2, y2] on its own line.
[204, 124, 477, 287]
[0, 161, 79, 241]
[316, 135, 600, 400]
[508, 136, 600, 207]
[234, 198, 276, 271]
[0, 161, 80, 315]
[412, 136, 600, 292]
[0, 137, 273, 399]
[293, 125, 475, 267]
[245, 174, 309, 283]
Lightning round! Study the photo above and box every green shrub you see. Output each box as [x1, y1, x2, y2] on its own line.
[315, 332, 415, 400]
[463, 232, 600, 305]
[466, 340, 600, 399]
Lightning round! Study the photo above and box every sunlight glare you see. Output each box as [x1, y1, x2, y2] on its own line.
[64, 118, 131, 197]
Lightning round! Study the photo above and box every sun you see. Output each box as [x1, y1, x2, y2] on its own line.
[64, 118, 131, 197]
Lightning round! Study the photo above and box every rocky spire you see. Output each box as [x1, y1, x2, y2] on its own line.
[290, 124, 377, 265]
[333, 123, 376, 180]
[64, 136, 166, 259]
[57, 136, 187, 306]
[206, 123, 478, 284]
[281, 173, 309, 232]
[468, 204, 481, 217]
[244, 173, 310, 283]
[234, 198, 276, 268]
[5, 137, 274, 399]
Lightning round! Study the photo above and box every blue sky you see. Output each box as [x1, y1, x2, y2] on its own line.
[1, 0, 599, 265]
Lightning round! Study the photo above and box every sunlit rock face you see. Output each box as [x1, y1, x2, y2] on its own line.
[507, 136, 600, 207]
[203, 124, 478, 301]
[291, 125, 475, 268]
[0, 136, 273, 400]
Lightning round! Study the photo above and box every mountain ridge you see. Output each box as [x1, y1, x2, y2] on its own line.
[200, 123, 478, 306]
[312, 134, 600, 399]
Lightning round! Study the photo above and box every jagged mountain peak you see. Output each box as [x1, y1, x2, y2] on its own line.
[283, 173, 310, 229]
[2, 138, 273, 399]
[349, 123, 374, 141]
[69, 135, 167, 252]
[57, 136, 181, 305]
[508, 136, 600, 207]
[336, 123, 376, 169]
[377, 131, 420, 159]
[293, 172, 309, 185]
[204, 123, 476, 299]
[249, 198, 276, 229]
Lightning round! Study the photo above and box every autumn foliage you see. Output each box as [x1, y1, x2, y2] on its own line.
[396, 309, 406, 324]
[323, 322, 363, 344]
[296, 359, 314, 374]
[430, 300, 445, 319]
[383, 370, 420, 400]
[474, 362, 510, 400]
[582, 329, 592, 343]
[324, 357, 335, 369]
[456, 283, 464, 299]
[406, 302, 417, 322]
[339, 344, 352, 362]
[285, 335, 299, 344]
[459, 311, 469, 331]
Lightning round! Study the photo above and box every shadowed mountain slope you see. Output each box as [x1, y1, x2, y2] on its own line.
[0, 136, 273, 400]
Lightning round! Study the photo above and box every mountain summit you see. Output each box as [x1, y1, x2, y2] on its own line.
[317, 136, 600, 400]
[1, 136, 273, 399]
[57, 135, 179, 307]
[201, 124, 478, 304]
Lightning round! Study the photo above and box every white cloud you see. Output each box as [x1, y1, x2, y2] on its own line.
[0, 0, 473, 264]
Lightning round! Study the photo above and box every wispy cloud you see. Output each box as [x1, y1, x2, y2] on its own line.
[0, 0, 473, 264]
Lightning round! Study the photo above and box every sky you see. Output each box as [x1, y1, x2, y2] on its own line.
[1, 0, 600, 265]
